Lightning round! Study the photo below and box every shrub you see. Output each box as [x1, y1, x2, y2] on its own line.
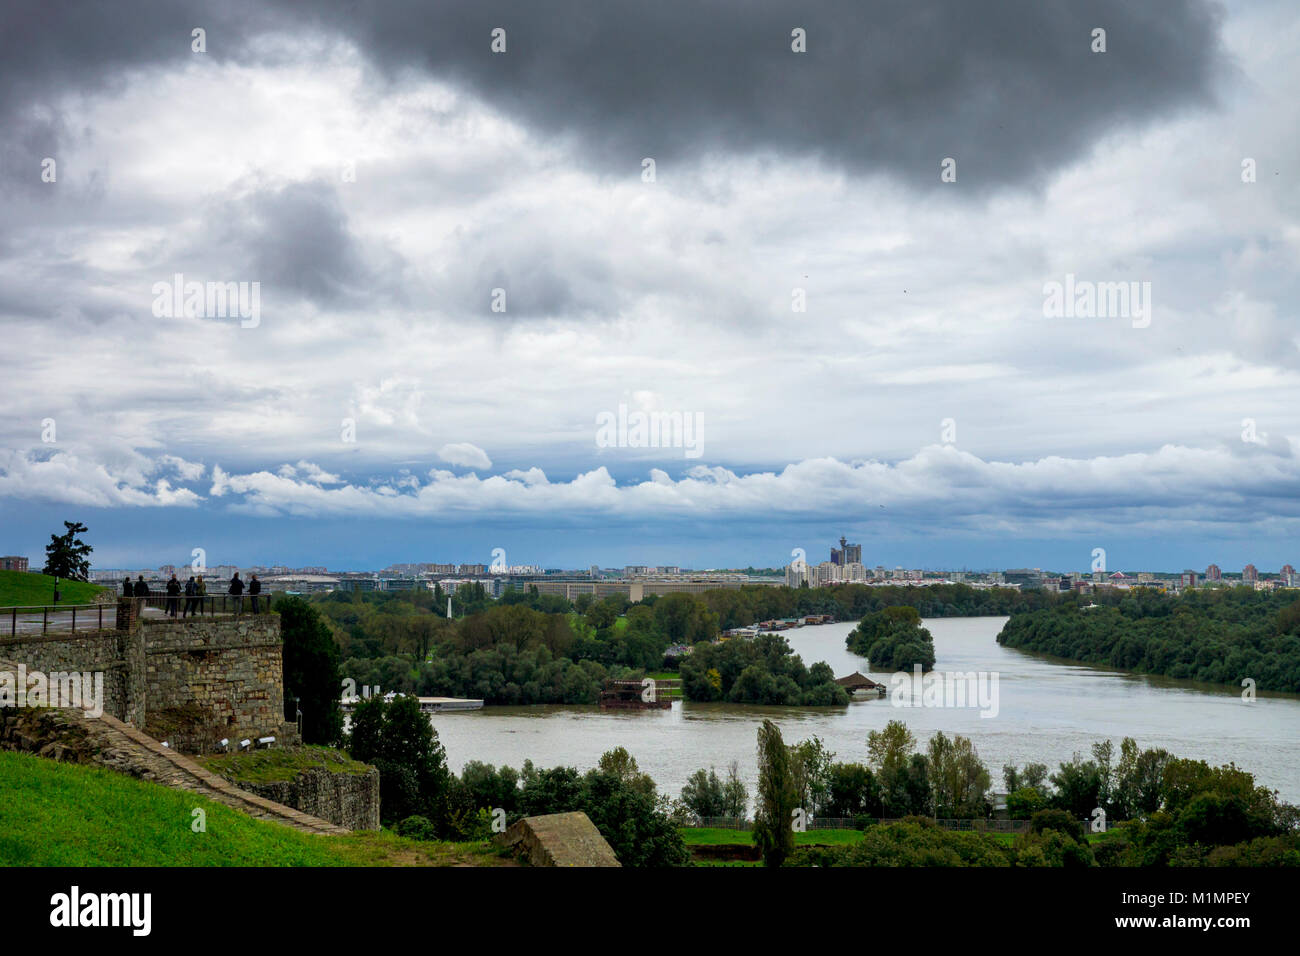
[394, 815, 438, 841]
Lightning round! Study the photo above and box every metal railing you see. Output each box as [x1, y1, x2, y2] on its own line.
[4, 594, 276, 636]
[136, 594, 273, 618]
[5, 603, 108, 637]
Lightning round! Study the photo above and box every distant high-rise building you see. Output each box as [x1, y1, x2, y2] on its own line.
[831, 536, 862, 566]
[1205, 563, 1222, 581]
[1243, 564, 1259, 583]
[1181, 570, 1198, 588]
[0, 556, 29, 572]
[1282, 564, 1298, 586]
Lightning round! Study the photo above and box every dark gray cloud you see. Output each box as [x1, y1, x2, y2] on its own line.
[219, 181, 389, 309]
[0, 0, 1228, 193]
[284, 0, 1230, 190]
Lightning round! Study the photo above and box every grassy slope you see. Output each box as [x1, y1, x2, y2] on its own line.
[0, 751, 510, 866]
[0, 569, 107, 608]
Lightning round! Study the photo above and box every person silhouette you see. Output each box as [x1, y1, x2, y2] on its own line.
[183, 575, 198, 618]
[165, 574, 181, 617]
[228, 572, 245, 612]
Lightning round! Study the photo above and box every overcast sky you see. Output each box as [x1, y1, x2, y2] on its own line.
[1, 0, 1298, 572]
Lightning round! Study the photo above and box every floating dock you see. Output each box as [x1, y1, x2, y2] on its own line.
[340, 694, 483, 713]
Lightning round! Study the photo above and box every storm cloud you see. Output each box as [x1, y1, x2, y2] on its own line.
[1, 0, 1229, 192]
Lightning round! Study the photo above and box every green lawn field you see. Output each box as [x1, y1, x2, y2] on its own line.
[0, 750, 510, 867]
[0, 569, 108, 608]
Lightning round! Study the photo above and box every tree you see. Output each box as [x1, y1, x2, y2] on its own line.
[926, 731, 991, 819]
[681, 767, 726, 818]
[1006, 787, 1048, 819]
[1049, 753, 1104, 819]
[597, 746, 656, 799]
[43, 521, 92, 582]
[347, 693, 452, 829]
[579, 767, 690, 867]
[722, 760, 748, 818]
[277, 596, 344, 745]
[825, 762, 879, 818]
[514, 755, 688, 866]
[753, 719, 798, 867]
[789, 736, 836, 817]
[867, 719, 917, 776]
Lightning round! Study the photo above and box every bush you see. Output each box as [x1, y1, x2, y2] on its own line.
[394, 815, 438, 841]
[796, 821, 1012, 867]
[1006, 786, 1047, 820]
[1013, 829, 1095, 867]
[1029, 808, 1082, 840]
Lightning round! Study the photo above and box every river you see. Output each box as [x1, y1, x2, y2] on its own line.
[426, 617, 1300, 804]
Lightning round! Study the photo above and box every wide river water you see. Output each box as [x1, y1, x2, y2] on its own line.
[427, 617, 1300, 803]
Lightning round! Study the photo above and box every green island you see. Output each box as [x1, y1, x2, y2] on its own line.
[322, 582, 1052, 707]
[997, 585, 1300, 694]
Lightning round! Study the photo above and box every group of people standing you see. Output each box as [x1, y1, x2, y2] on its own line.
[120, 572, 263, 617]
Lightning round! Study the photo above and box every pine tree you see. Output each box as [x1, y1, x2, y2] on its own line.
[42, 520, 93, 582]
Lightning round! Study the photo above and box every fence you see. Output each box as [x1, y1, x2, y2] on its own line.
[137, 594, 273, 617]
[4, 594, 274, 636]
[688, 816, 1042, 834]
[5, 603, 110, 637]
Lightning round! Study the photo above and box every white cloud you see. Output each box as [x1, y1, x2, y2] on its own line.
[7, 442, 1298, 543]
[438, 443, 492, 470]
[0, 5, 1297, 556]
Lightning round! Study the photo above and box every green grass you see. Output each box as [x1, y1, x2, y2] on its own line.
[681, 827, 864, 846]
[681, 826, 1104, 848]
[197, 745, 373, 784]
[0, 569, 108, 608]
[0, 751, 510, 866]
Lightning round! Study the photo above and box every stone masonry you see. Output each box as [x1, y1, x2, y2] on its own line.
[215, 760, 381, 830]
[494, 812, 622, 866]
[0, 598, 294, 752]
